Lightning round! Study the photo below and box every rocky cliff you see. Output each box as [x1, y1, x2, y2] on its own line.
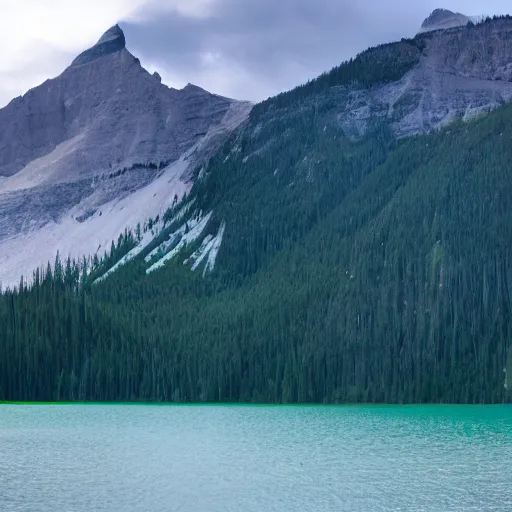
[339, 17, 512, 139]
[0, 25, 251, 288]
[0, 25, 240, 182]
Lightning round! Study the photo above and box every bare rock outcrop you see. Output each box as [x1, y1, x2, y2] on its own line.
[339, 18, 512, 139]
[0, 25, 236, 183]
[418, 8, 471, 34]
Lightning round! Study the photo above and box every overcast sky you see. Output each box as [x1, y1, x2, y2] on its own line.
[0, 0, 510, 107]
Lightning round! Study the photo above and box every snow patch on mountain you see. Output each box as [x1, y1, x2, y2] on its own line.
[185, 221, 226, 276]
[144, 228, 183, 264]
[0, 134, 86, 193]
[146, 212, 212, 274]
[94, 228, 159, 284]
[170, 198, 197, 225]
[188, 235, 214, 270]
[144, 214, 198, 265]
[93, 196, 200, 283]
[0, 157, 190, 289]
[205, 222, 225, 274]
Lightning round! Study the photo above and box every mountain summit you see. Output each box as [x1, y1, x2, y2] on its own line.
[0, 24, 239, 181]
[72, 24, 126, 67]
[418, 8, 471, 33]
[96, 24, 125, 45]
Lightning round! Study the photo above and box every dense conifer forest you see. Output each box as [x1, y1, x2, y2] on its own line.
[1, 30, 512, 404]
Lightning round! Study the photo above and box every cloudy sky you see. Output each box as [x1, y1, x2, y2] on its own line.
[0, 0, 510, 107]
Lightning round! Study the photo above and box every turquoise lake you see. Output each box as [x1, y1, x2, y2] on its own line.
[1, 405, 511, 511]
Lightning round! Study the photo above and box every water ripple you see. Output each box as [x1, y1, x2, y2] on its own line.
[0, 405, 511, 512]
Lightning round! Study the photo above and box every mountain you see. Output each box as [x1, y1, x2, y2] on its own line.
[1, 15, 512, 404]
[418, 8, 471, 33]
[418, 8, 488, 34]
[0, 25, 251, 288]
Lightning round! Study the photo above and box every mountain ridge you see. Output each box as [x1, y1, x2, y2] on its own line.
[4, 17, 512, 287]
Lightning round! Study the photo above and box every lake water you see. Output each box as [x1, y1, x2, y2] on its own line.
[1, 405, 511, 512]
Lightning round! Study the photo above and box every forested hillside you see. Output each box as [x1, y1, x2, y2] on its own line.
[1, 23, 512, 404]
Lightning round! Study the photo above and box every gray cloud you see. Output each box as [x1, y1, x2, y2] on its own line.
[123, 0, 512, 101]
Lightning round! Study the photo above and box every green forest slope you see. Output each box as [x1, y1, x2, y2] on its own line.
[1, 32, 512, 404]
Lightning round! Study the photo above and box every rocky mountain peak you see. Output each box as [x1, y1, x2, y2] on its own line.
[418, 8, 470, 33]
[96, 24, 125, 46]
[423, 8, 457, 24]
[71, 23, 126, 67]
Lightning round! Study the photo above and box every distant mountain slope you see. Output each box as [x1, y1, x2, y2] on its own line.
[0, 25, 251, 288]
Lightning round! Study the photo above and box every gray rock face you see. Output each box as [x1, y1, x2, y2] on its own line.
[339, 18, 512, 138]
[71, 24, 126, 67]
[418, 8, 470, 34]
[0, 25, 252, 287]
[0, 26, 235, 182]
